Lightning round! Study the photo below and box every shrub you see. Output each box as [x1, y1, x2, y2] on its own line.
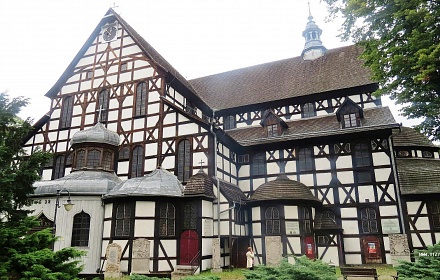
[183, 276, 221, 280]
[244, 256, 337, 280]
[129, 275, 170, 280]
[396, 243, 440, 280]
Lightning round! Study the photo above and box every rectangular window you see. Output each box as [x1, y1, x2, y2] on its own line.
[267, 124, 279, 137]
[343, 113, 359, 128]
[86, 71, 93, 79]
[121, 62, 128, 71]
[238, 154, 249, 163]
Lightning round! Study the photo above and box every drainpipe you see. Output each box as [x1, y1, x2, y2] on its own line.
[209, 110, 220, 238]
[389, 128, 405, 234]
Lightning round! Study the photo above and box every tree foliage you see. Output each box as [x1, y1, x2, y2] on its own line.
[0, 92, 84, 279]
[323, 0, 440, 140]
[396, 243, 440, 280]
[243, 256, 337, 280]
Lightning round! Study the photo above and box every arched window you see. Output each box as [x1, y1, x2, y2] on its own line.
[298, 148, 313, 171]
[98, 89, 109, 122]
[300, 207, 312, 234]
[159, 203, 176, 236]
[76, 149, 86, 169]
[177, 139, 191, 182]
[265, 207, 280, 234]
[302, 103, 316, 118]
[60, 96, 73, 128]
[87, 149, 101, 168]
[252, 153, 265, 176]
[135, 81, 148, 116]
[115, 203, 131, 237]
[354, 143, 371, 167]
[53, 154, 65, 179]
[102, 151, 112, 170]
[130, 146, 144, 178]
[183, 201, 197, 229]
[71, 211, 90, 247]
[360, 207, 379, 233]
[224, 115, 236, 130]
[119, 146, 130, 160]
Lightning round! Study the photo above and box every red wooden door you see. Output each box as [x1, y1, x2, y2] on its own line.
[180, 230, 199, 265]
[362, 236, 383, 263]
[304, 236, 315, 259]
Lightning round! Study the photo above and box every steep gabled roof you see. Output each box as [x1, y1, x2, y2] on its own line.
[189, 44, 374, 110]
[45, 8, 199, 101]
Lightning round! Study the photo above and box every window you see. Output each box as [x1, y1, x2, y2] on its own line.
[354, 143, 370, 167]
[397, 150, 410, 157]
[60, 96, 73, 128]
[423, 151, 433, 158]
[320, 210, 336, 228]
[177, 139, 191, 182]
[300, 207, 312, 234]
[135, 81, 148, 116]
[159, 203, 175, 236]
[267, 124, 279, 137]
[130, 146, 144, 178]
[360, 207, 379, 233]
[343, 113, 360, 128]
[298, 148, 313, 172]
[119, 146, 130, 160]
[102, 151, 112, 170]
[265, 207, 280, 234]
[428, 201, 440, 230]
[71, 211, 90, 247]
[115, 203, 131, 237]
[66, 153, 73, 166]
[98, 89, 109, 123]
[235, 208, 245, 225]
[302, 103, 316, 118]
[251, 153, 265, 176]
[86, 71, 93, 79]
[183, 201, 197, 229]
[53, 154, 65, 179]
[317, 236, 331, 245]
[224, 115, 236, 130]
[76, 149, 86, 169]
[238, 154, 249, 163]
[87, 149, 101, 168]
[120, 62, 128, 71]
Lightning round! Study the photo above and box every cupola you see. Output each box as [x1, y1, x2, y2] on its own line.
[301, 4, 327, 60]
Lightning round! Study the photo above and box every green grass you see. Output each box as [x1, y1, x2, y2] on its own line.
[336, 264, 398, 279]
[193, 269, 246, 280]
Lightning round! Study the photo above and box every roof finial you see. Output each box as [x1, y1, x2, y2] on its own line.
[307, 2, 313, 21]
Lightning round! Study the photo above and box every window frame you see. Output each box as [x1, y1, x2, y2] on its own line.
[60, 96, 73, 129]
[177, 139, 192, 182]
[223, 115, 236, 130]
[97, 89, 110, 123]
[114, 203, 132, 237]
[135, 81, 148, 116]
[159, 203, 176, 236]
[130, 145, 144, 178]
[298, 147, 314, 172]
[53, 154, 65, 179]
[265, 206, 281, 235]
[302, 102, 316, 118]
[360, 207, 379, 234]
[251, 152, 266, 176]
[71, 211, 91, 247]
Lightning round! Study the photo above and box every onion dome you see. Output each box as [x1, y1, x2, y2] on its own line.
[184, 170, 215, 198]
[104, 167, 184, 198]
[71, 122, 120, 147]
[250, 174, 320, 205]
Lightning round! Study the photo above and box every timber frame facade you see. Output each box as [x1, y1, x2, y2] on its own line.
[23, 8, 440, 278]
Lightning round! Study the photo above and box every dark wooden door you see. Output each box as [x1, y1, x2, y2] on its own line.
[362, 236, 383, 263]
[304, 236, 315, 259]
[180, 230, 199, 265]
[231, 237, 249, 268]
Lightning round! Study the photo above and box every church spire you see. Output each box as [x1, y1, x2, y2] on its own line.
[301, 2, 327, 60]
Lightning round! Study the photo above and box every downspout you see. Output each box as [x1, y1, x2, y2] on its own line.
[389, 127, 405, 234]
[209, 110, 220, 238]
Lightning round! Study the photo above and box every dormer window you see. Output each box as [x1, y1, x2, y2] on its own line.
[260, 109, 288, 137]
[336, 97, 364, 129]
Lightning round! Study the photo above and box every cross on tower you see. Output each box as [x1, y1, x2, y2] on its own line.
[199, 160, 205, 172]
[96, 105, 106, 123]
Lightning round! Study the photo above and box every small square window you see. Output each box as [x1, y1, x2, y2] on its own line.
[121, 62, 128, 71]
[267, 124, 279, 137]
[343, 113, 359, 128]
[86, 71, 93, 79]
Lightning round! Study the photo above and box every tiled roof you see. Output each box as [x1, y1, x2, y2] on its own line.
[393, 126, 438, 148]
[189, 44, 374, 110]
[226, 106, 398, 146]
[184, 170, 215, 198]
[217, 179, 247, 203]
[396, 158, 440, 195]
[249, 174, 320, 204]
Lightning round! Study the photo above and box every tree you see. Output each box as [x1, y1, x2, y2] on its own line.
[0, 92, 84, 279]
[323, 0, 440, 141]
[396, 243, 440, 279]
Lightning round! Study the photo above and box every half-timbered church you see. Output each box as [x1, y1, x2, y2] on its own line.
[23, 7, 440, 278]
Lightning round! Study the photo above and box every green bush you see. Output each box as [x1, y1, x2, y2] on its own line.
[243, 256, 337, 280]
[396, 243, 440, 280]
[129, 275, 170, 280]
[183, 276, 221, 280]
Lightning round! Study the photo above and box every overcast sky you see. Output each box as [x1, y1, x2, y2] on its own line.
[0, 0, 418, 127]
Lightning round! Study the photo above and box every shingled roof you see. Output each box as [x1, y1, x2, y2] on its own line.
[189, 44, 374, 110]
[393, 126, 438, 148]
[184, 170, 215, 198]
[226, 106, 398, 146]
[396, 158, 440, 195]
[217, 179, 247, 204]
[249, 174, 320, 205]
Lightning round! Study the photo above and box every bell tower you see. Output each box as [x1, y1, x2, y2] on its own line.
[301, 3, 327, 60]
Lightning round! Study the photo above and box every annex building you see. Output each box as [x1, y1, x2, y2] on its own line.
[23, 7, 440, 278]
